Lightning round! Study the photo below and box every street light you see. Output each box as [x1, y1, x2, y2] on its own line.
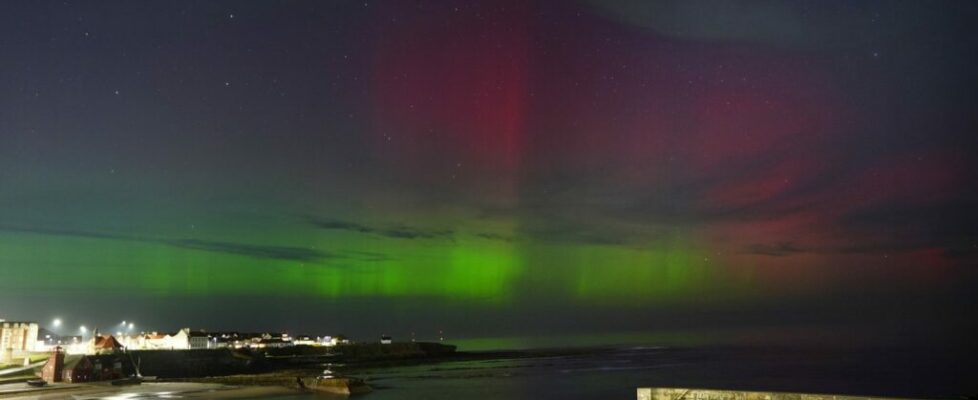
[79, 325, 88, 335]
[52, 318, 62, 328]
[128, 322, 134, 331]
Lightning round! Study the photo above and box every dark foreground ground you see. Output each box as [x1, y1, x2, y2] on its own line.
[6, 344, 975, 400]
[373, 346, 977, 400]
[187, 345, 977, 400]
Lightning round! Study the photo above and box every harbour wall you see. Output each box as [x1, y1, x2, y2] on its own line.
[638, 388, 910, 400]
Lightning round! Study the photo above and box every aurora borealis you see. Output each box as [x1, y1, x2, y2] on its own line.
[1, 0, 977, 349]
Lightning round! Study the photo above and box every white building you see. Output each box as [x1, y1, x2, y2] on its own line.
[0, 320, 39, 363]
[188, 331, 212, 349]
[321, 335, 349, 346]
[293, 335, 317, 346]
[118, 332, 171, 350]
[113, 328, 215, 350]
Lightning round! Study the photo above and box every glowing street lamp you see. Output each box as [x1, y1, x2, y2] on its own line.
[79, 325, 88, 335]
[52, 318, 62, 329]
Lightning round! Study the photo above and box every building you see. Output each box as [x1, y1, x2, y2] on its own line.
[159, 328, 216, 349]
[89, 354, 126, 380]
[293, 335, 316, 346]
[143, 332, 169, 349]
[118, 332, 169, 350]
[255, 338, 291, 348]
[322, 335, 349, 346]
[87, 334, 123, 354]
[188, 330, 212, 349]
[41, 347, 97, 383]
[41, 347, 66, 382]
[117, 329, 245, 350]
[231, 333, 265, 349]
[61, 355, 96, 383]
[41, 347, 127, 383]
[0, 320, 39, 362]
[165, 328, 190, 349]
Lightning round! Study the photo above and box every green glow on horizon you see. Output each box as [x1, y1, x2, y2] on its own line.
[0, 227, 749, 305]
[570, 239, 711, 302]
[445, 238, 522, 300]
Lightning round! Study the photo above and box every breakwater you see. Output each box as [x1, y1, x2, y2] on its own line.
[129, 342, 456, 378]
[638, 388, 914, 400]
[130, 349, 253, 378]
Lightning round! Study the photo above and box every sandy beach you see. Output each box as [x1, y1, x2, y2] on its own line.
[0, 381, 298, 399]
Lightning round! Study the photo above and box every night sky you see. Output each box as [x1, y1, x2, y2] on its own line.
[1, 0, 977, 350]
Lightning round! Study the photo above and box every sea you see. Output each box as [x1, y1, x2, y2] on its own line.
[97, 346, 978, 400]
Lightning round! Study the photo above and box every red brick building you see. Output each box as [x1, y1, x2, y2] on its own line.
[40, 346, 125, 383]
[40, 347, 95, 383]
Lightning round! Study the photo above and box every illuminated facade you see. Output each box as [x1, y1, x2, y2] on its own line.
[0, 320, 39, 362]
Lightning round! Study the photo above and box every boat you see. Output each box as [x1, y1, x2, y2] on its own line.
[304, 376, 372, 395]
[26, 379, 47, 387]
[294, 365, 371, 395]
[110, 375, 142, 386]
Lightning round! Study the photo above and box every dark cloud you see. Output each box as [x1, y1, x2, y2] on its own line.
[165, 239, 328, 263]
[307, 217, 453, 240]
[0, 224, 334, 263]
[475, 232, 514, 242]
[586, 0, 973, 50]
[0, 224, 137, 241]
[743, 242, 807, 257]
[836, 201, 978, 258]
[525, 226, 629, 246]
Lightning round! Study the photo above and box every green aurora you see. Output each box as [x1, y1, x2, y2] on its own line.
[1, 0, 976, 350]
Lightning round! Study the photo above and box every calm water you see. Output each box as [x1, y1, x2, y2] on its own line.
[104, 346, 978, 400]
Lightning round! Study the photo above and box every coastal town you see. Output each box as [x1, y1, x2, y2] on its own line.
[2, 317, 441, 395]
[3, 318, 353, 361]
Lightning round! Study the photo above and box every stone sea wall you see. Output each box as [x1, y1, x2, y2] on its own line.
[638, 388, 910, 400]
[130, 349, 253, 378]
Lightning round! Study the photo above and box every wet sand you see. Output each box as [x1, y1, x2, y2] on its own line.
[0, 381, 297, 399]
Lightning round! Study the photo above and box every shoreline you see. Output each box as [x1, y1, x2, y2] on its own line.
[0, 381, 297, 400]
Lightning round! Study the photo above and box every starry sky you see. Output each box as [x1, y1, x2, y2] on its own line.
[1, 0, 976, 349]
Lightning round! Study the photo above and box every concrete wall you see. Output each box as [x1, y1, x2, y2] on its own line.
[130, 349, 253, 378]
[637, 388, 907, 400]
